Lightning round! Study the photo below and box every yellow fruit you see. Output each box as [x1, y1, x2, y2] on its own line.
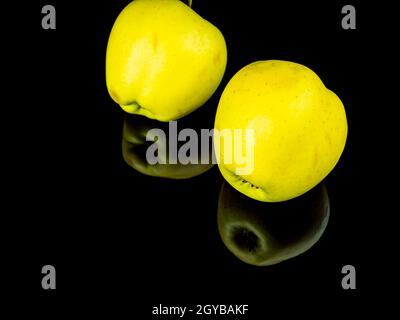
[214, 60, 347, 202]
[106, 0, 227, 121]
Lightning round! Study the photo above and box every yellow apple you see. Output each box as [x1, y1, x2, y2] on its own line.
[214, 60, 347, 202]
[106, 0, 227, 121]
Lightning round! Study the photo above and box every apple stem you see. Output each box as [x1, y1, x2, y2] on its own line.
[188, 0, 192, 8]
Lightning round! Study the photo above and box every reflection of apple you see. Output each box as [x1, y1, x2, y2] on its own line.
[217, 182, 330, 266]
[122, 115, 213, 179]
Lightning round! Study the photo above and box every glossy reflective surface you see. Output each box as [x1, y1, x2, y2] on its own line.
[5, 0, 376, 314]
[122, 115, 214, 179]
[218, 183, 330, 266]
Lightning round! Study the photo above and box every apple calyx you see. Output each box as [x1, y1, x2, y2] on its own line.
[219, 166, 273, 201]
[231, 226, 260, 253]
[239, 177, 260, 190]
[121, 101, 141, 112]
[226, 168, 263, 191]
[121, 101, 158, 119]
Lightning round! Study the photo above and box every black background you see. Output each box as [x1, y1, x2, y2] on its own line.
[3, 0, 391, 317]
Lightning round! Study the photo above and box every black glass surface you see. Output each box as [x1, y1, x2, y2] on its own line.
[3, 0, 389, 317]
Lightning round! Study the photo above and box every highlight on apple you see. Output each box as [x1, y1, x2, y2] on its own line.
[144, 121, 255, 175]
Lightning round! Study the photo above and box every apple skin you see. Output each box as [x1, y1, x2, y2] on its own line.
[214, 60, 347, 202]
[217, 182, 330, 266]
[106, 0, 227, 121]
[122, 115, 213, 179]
